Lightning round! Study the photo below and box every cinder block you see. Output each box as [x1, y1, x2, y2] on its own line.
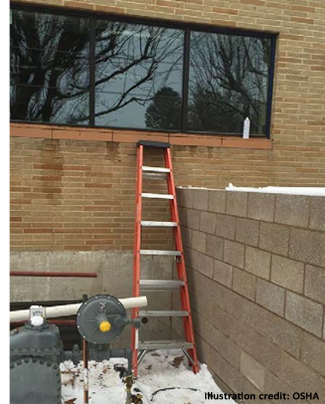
[214, 259, 233, 288]
[271, 255, 304, 294]
[260, 222, 289, 256]
[226, 191, 247, 217]
[186, 208, 200, 230]
[301, 332, 325, 377]
[233, 268, 256, 301]
[208, 190, 226, 214]
[275, 194, 309, 228]
[197, 253, 214, 279]
[235, 218, 259, 247]
[216, 214, 236, 240]
[305, 264, 325, 304]
[245, 246, 271, 280]
[192, 230, 206, 254]
[181, 226, 192, 248]
[240, 351, 266, 391]
[285, 291, 323, 337]
[224, 240, 245, 269]
[279, 351, 325, 400]
[180, 188, 194, 208]
[248, 193, 275, 222]
[193, 189, 209, 211]
[200, 211, 217, 234]
[184, 247, 199, 270]
[289, 228, 325, 267]
[256, 279, 285, 316]
[309, 196, 325, 231]
[206, 234, 224, 260]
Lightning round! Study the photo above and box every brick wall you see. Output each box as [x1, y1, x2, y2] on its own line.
[174, 187, 325, 402]
[10, 0, 325, 251]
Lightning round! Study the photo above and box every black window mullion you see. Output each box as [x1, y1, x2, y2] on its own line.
[265, 36, 276, 139]
[181, 27, 191, 133]
[89, 17, 96, 127]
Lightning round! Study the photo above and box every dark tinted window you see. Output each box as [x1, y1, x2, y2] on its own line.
[10, 6, 275, 137]
[10, 9, 90, 124]
[188, 32, 271, 136]
[94, 21, 184, 130]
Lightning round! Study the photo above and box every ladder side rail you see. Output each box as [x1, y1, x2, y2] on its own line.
[131, 145, 144, 377]
[164, 148, 199, 373]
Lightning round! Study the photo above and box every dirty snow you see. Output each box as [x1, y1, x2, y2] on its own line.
[61, 350, 235, 404]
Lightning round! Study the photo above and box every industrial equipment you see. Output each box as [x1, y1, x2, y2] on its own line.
[10, 294, 146, 404]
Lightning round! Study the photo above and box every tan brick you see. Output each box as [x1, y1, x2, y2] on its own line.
[285, 291, 323, 337]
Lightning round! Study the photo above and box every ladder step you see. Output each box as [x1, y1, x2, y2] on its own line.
[141, 221, 178, 227]
[140, 250, 181, 256]
[140, 280, 185, 291]
[138, 340, 193, 350]
[142, 166, 170, 173]
[142, 193, 174, 199]
[142, 172, 167, 180]
[139, 310, 189, 317]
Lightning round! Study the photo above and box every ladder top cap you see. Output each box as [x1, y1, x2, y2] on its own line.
[137, 140, 171, 148]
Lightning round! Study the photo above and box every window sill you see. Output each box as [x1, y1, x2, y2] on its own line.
[10, 123, 272, 150]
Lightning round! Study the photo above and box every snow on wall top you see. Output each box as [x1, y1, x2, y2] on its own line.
[178, 184, 325, 196]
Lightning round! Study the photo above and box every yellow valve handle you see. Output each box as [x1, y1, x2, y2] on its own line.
[99, 320, 111, 332]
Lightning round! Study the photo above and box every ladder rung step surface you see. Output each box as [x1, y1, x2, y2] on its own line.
[138, 340, 193, 350]
[142, 166, 170, 173]
[139, 310, 189, 317]
[140, 250, 181, 256]
[140, 280, 185, 291]
[141, 221, 178, 227]
[142, 172, 167, 180]
[142, 193, 174, 199]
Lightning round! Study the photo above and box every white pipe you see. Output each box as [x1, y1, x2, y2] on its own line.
[10, 296, 147, 323]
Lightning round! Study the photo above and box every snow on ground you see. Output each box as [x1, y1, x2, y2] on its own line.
[61, 350, 235, 404]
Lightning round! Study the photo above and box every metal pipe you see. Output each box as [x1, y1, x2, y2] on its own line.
[10, 271, 97, 278]
[10, 296, 147, 322]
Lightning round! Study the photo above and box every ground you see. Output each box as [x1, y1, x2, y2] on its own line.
[61, 350, 236, 404]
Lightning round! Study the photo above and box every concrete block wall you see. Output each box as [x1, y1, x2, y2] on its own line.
[175, 187, 325, 403]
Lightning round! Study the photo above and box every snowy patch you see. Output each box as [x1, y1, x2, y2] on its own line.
[226, 184, 325, 196]
[61, 350, 235, 404]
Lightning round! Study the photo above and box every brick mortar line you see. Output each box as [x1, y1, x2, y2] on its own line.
[187, 265, 325, 343]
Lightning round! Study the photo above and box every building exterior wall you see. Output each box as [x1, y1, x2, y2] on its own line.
[10, 0, 325, 251]
[174, 187, 325, 401]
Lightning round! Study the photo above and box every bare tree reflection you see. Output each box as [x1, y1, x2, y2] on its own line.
[188, 33, 270, 134]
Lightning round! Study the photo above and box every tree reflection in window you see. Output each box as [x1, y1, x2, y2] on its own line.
[95, 21, 184, 130]
[188, 32, 271, 135]
[10, 9, 90, 124]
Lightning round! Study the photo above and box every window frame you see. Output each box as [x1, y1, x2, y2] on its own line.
[10, 2, 277, 138]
